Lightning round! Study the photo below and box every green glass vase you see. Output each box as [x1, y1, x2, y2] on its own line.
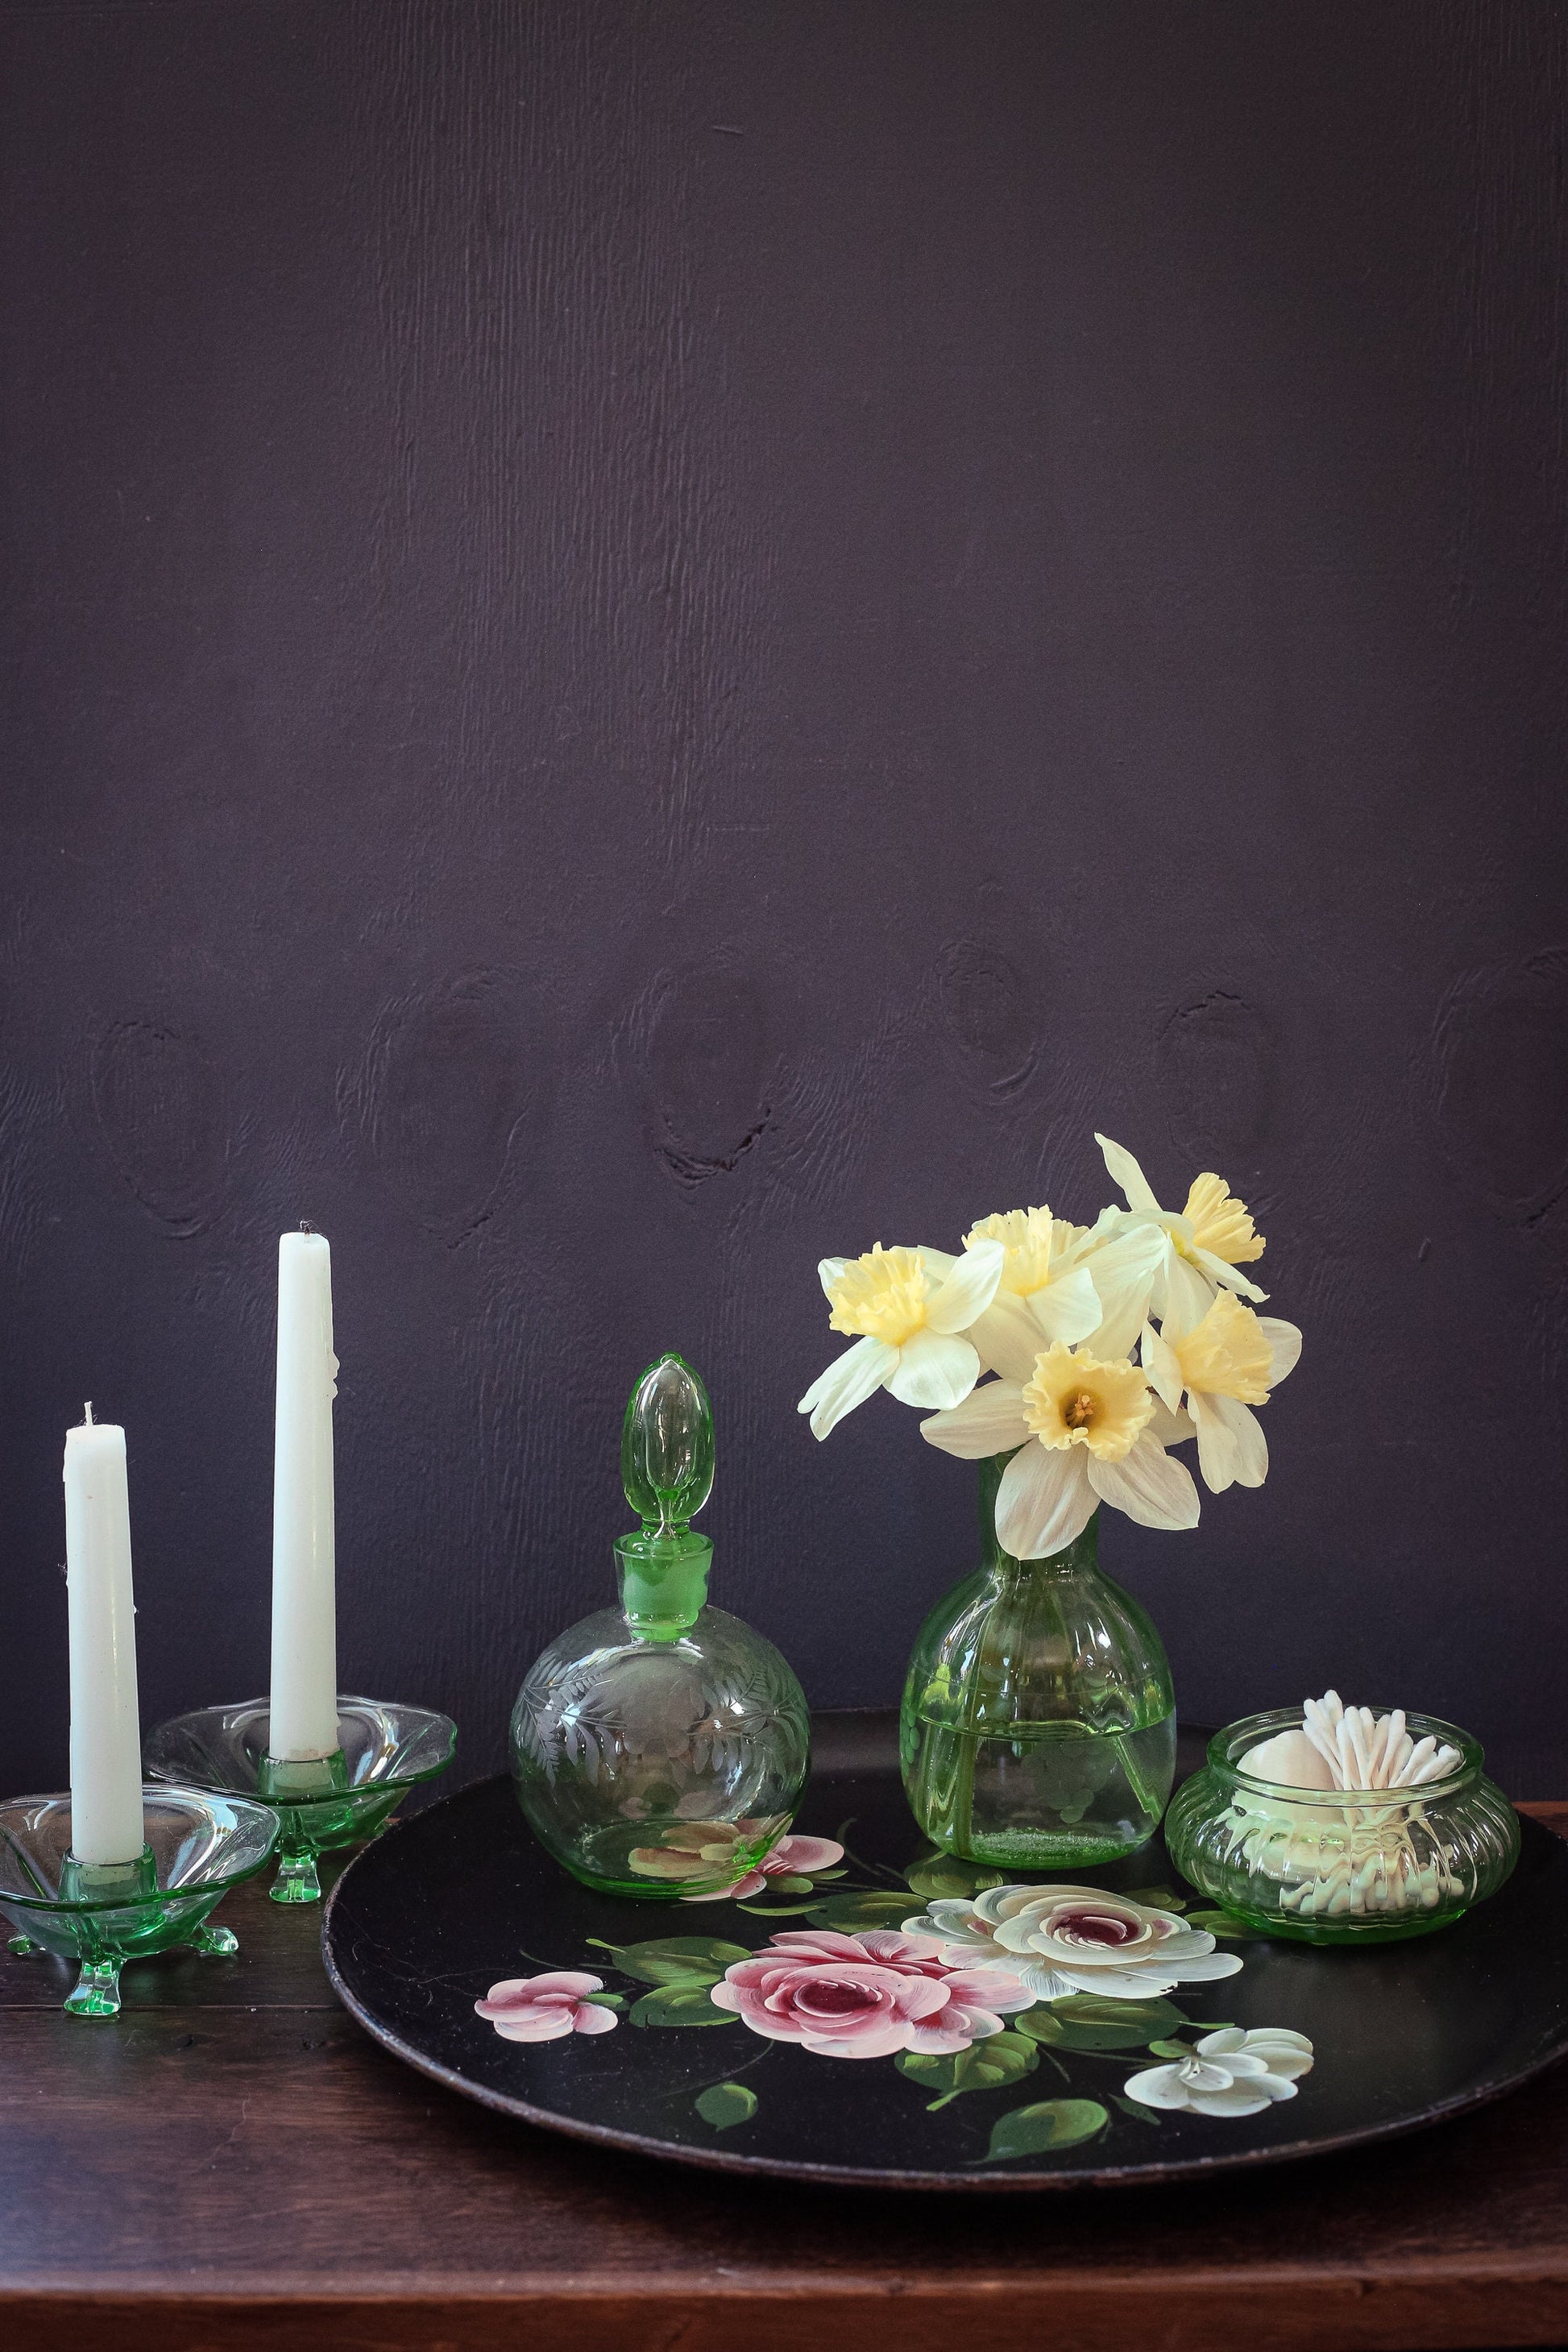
[899, 1454, 1176, 1867]
[510, 1354, 810, 1898]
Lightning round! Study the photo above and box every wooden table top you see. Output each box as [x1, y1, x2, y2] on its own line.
[2, 1775, 1566, 2352]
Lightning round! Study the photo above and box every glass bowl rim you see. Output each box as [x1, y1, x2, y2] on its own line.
[1205, 1706, 1483, 1802]
[143, 1695, 458, 1796]
[0, 1784, 280, 1910]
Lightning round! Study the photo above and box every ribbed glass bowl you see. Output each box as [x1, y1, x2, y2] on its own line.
[144, 1697, 456, 1903]
[1164, 1707, 1520, 1944]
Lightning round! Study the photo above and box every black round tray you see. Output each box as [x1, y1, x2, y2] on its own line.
[322, 1714, 1568, 2191]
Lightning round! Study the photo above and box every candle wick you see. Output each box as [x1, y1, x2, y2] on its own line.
[300, 1220, 314, 1235]
[84, 1401, 93, 1426]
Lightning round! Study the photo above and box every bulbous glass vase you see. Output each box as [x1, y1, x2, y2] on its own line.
[510, 1354, 810, 1898]
[899, 1454, 1176, 1867]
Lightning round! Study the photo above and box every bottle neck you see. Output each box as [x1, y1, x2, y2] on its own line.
[615, 1530, 711, 1642]
[977, 1450, 1101, 1578]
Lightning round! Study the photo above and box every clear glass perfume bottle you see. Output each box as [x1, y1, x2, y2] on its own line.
[510, 1354, 811, 1898]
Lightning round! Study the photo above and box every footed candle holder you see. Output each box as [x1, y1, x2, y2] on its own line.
[0, 1786, 277, 2016]
[144, 1697, 456, 1904]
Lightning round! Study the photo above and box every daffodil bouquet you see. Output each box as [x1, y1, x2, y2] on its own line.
[799, 1131, 1301, 1561]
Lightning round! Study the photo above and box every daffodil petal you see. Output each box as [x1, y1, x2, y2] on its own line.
[926, 1238, 1005, 1335]
[1189, 1390, 1240, 1493]
[1087, 1433, 1201, 1531]
[969, 1296, 1047, 1382]
[1140, 1321, 1184, 1414]
[1193, 1246, 1267, 1305]
[1025, 1264, 1102, 1346]
[799, 1336, 898, 1437]
[1205, 1392, 1268, 1487]
[818, 1257, 847, 1300]
[918, 1246, 957, 1280]
[1147, 1396, 1196, 1447]
[1155, 1250, 1217, 1336]
[919, 1380, 1028, 1458]
[1257, 1317, 1302, 1383]
[1085, 1226, 1170, 1355]
[886, 1329, 980, 1410]
[1095, 1132, 1163, 1217]
[995, 1442, 1097, 1559]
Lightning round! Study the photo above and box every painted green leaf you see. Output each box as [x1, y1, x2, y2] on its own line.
[1145, 2038, 1192, 2060]
[607, 1937, 750, 1986]
[768, 1873, 816, 1895]
[904, 1853, 1002, 1902]
[803, 1892, 914, 1932]
[1113, 2093, 1162, 2128]
[695, 2081, 758, 2130]
[1121, 1885, 1188, 1912]
[983, 2098, 1109, 2161]
[628, 1981, 739, 2027]
[1186, 1907, 1271, 1940]
[579, 1991, 624, 2009]
[1014, 1995, 1185, 2051]
[736, 1899, 820, 1918]
[896, 2031, 1038, 2108]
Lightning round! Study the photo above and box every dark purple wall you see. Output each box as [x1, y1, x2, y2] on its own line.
[3, 1, 1566, 1797]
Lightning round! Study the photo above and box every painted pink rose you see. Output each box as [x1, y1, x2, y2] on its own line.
[683, 1831, 846, 1903]
[709, 1928, 1031, 2059]
[475, 1972, 618, 2043]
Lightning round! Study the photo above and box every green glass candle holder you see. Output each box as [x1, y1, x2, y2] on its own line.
[1165, 1707, 1520, 1943]
[143, 1696, 456, 1904]
[0, 1786, 278, 2016]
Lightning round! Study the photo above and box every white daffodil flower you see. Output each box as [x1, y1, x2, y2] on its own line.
[1123, 2027, 1314, 2118]
[920, 1338, 1200, 1558]
[1095, 1131, 1269, 1329]
[798, 1238, 1005, 1440]
[1141, 1288, 1302, 1493]
[951, 1206, 1170, 1379]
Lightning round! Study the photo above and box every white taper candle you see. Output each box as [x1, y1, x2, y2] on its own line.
[268, 1229, 339, 1761]
[64, 1408, 145, 1866]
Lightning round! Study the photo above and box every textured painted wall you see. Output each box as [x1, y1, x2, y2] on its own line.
[2, 1, 1566, 1797]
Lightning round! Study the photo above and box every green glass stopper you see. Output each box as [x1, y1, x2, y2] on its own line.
[616, 1355, 715, 1640]
[621, 1354, 714, 1533]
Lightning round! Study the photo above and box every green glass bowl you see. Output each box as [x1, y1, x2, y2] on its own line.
[1165, 1707, 1520, 1944]
[0, 1786, 278, 2015]
[144, 1697, 456, 1905]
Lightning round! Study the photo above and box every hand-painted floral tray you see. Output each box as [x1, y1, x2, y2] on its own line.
[321, 1715, 1568, 2191]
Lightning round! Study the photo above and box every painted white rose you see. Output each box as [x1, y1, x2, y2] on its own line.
[902, 1884, 1242, 2003]
[1123, 2027, 1314, 2118]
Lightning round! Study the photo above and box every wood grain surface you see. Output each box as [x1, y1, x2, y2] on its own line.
[3, 0, 1568, 1817]
[1, 1802, 1566, 2352]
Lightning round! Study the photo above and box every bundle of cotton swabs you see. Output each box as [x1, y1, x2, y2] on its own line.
[1233, 1690, 1467, 1922]
[1301, 1691, 1462, 1791]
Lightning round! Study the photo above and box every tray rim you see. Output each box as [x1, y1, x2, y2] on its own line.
[321, 1765, 1568, 2194]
